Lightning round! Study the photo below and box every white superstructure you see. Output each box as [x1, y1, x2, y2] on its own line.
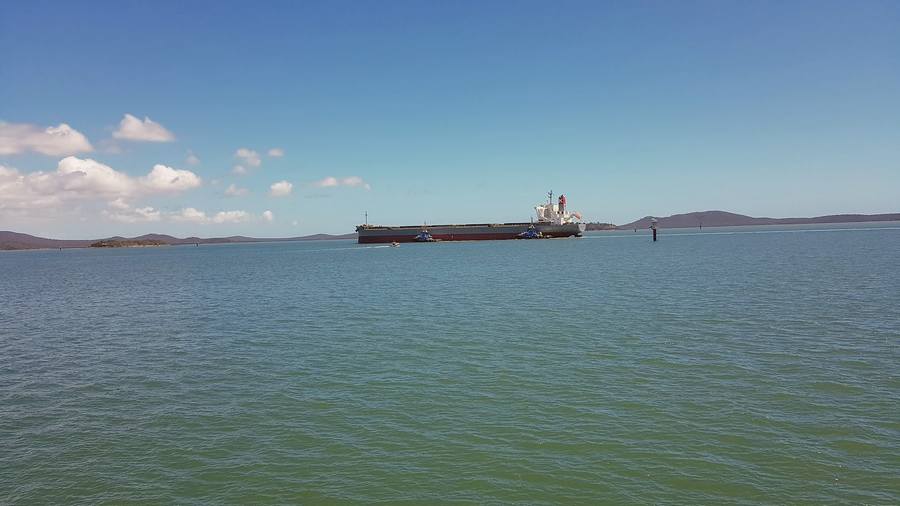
[534, 191, 583, 225]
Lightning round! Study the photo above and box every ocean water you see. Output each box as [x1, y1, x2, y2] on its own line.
[1, 223, 898, 504]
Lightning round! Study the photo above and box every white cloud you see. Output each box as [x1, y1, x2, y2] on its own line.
[112, 114, 175, 142]
[171, 207, 208, 223]
[0, 157, 202, 212]
[224, 183, 248, 196]
[262, 210, 274, 222]
[0, 165, 59, 210]
[171, 207, 250, 224]
[313, 176, 339, 187]
[175, 208, 242, 224]
[340, 176, 371, 190]
[230, 148, 263, 176]
[310, 176, 371, 190]
[185, 151, 200, 166]
[235, 148, 261, 167]
[269, 180, 293, 197]
[132, 207, 161, 221]
[56, 156, 137, 195]
[267, 148, 284, 157]
[140, 164, 202, 192]
[211, 210, 249, 224]
[0, 122, 93, 156]
[103, 199, 161, 223]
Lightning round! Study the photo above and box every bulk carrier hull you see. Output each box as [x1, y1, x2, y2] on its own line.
[356, 222, 585, 243]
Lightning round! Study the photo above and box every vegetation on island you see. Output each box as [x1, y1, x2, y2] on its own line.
[584, 222, 617, 231]
[90, 239, 168, 248]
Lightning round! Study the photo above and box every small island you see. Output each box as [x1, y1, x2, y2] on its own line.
[584, 222, 617, 231]
[90, 239, 168, 248]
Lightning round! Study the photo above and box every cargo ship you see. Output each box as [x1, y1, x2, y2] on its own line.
[356, 192, 586, 243]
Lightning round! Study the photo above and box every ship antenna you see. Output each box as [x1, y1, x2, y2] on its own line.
[365, 211, 368, 226]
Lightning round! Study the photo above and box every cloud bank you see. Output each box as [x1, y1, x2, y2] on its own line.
[0, 157, 201, 211]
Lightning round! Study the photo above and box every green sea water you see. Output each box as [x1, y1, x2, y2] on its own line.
[2, 223, 898, 504]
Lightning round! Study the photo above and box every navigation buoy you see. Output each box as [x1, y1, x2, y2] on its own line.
[650, 218, 658, 242]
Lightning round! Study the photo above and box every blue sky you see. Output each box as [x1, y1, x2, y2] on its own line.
[1, 0, 898, 238]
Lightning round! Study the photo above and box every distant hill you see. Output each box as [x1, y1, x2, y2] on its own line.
[0, 232, 95, 250]
[618, 211, 900, 230]
[0, 231, 357, 251]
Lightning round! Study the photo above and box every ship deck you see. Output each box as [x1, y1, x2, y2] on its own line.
[358, 222, 537, 231]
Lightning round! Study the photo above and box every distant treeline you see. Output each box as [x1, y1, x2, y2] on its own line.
[90, 239, 168, 248]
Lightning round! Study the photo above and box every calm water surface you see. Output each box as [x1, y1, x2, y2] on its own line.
[2, 223, 899, 504]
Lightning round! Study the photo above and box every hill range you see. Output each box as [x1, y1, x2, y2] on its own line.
[2, 211, 898, 250]
[616, 211, 900, 230]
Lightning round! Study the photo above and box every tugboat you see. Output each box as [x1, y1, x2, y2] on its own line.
[415, 228, 436, 242]
[517, 224, 543, 239]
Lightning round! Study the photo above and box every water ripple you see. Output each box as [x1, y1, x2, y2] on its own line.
[1, 224, 899, 503]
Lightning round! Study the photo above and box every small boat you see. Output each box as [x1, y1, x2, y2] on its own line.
[517, 224, 543, 239]
[415, 229, 436, 242]
[390, 241, 400, 247]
